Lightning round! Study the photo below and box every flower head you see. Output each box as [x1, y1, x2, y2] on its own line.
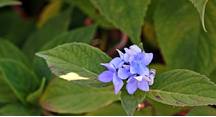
[98, 44, 155, 95]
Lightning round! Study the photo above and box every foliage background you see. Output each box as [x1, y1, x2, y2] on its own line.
[0, 0, 216, 116]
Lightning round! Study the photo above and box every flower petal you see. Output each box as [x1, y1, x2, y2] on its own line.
[118, 68, 130, 79]
[136, 52, 145, 61]
[126, 78, 138, 94]
[137, 79, 149, 91]
[110, 57, 122, 69]
[129, 55, 135, 63]
[139, 63, 149, 76]
[113, 72, 121, 85]
[134, 76, 143, 81]
[114, 80, 123, 94]
[130, 61, 139, 74]
[98, 71, 113, 83]
[130, 45, 141, 53]
[142, 53, 153, 65]
[124, 53, 130, 63]
[101, 63, 115, 72]
[117, 49, 124, 59]
[124, 47, 129, 53]
[123, 65, 130, 70]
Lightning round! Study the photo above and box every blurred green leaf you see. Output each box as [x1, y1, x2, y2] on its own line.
[0, 11, 36, 47]
[36, 43, 111, 88]
[189, 0, 208, 32]
[90, 0, 151, 45]
[37, 1, 62, 28]
[0, 0, 21, 8]
[147, 69, 216, 106]
[22, 7, 73, 62]
[40, 78, 119, 113]
[26, 77, 46, 105]
[187, 106, 216, 116]
[60, 0, 114, 29]
[121, 87, 146, 116]
[0, 59, 40, 105]
[0, 39, 30, 67]
[154, 0, 216, 75]
[0, 103, 34, 116]
[33, 23, 98, 81]
[148, 63, 169, 77]
[208, 68, 216, 84]
[86, 102, 152, 116]
[0, 73, 17, 103]
[145, 97, 191, 116]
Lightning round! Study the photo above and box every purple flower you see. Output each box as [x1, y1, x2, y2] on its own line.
[98, 63, 123, 94]
[126, 76, 150, 94]
[98, 44, 156, 95]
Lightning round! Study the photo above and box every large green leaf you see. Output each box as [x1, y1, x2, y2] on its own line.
[154, 0, 216, 75]
[0, 39, 30, 67]
[189, 0, 208, 32]
[86, 102, 152, 116]
[120, 87, 146, 116]
[60, 0, 113, 29]
[33, 23, 98, 81]
[147, 69, 216, 106]
[186, 106, 216, 116]
[0, 59, 40, 105]
[0, 74, 17, 103]
[36, 43, 111, 88]
[22, 7, 73, 62]
[0, 0, 21, 8]
[90, 0, 151, 44]
[26, 77, 46, 104]
[40, 78, 119, 113]
[0, 103, 35, 116]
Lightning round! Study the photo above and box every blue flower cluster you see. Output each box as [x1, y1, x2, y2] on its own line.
[98, 45, 156, 95]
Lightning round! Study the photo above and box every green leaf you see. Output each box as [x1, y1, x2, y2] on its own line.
[189, 0, 208, 32]
[0, 0, 21, 8]
[60, 0, 114, 29]
[36, 42, 111, 88]
[90, 0, 151, 44]
[187, 106, 216, 116]
[154, 0, 216, 75]
[0, 10, 36, 47]
[33, 23, 98, 81]
[0, 103, 35, 116]
[0, 59, 40, 105]
[40, 78, 119, 113]
[26, 77, 46, 104]
[147, 69, 216, 106]
[0, 39, 30, 67]
[86, 102, 152, 116]
[22, 7, 73, 62]
[208, 68, 216, 84]
[148, 64, 170, 77]
[0, 74, 17, 103]
[120, 87, 146, 116]
[145, 97, 191, 116]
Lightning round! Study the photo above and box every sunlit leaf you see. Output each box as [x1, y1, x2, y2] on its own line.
[34, 23, 98, 81]
[36, 42, 111, 88]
